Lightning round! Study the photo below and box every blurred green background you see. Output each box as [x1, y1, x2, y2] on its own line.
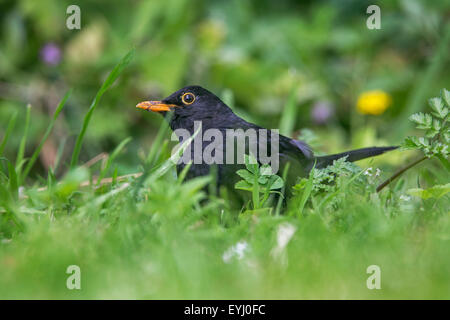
[0, 0, 449, 179]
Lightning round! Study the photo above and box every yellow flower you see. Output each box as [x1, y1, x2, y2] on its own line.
[356, 90, 392, 115]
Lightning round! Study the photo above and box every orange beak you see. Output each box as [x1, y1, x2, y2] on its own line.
[136, 101, 177, 112]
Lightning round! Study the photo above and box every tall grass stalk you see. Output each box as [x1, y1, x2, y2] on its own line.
[70, 49, 135, 168]
[22, 90, 72, 182]
[0, 111, 18, 158]
[16, 104, 31, 183]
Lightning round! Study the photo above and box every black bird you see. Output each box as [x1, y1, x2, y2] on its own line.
[137, 85, 397, 199]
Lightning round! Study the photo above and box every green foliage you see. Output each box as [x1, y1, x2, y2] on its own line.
[279, 86, 299, 136]
[402, 89, 449, 163]
[235, 154, 284, 210]
[0, 112, 17, 158]
[96, 137, 131, 185]
[408, 183, 450, 200]
[22, 90, 72, 182]
[295, 157, 362, 193]
[16, 104, 31, 176]
[0, 1, 449, 300]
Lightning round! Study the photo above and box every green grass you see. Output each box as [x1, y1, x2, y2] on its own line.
[0, 168, 448, 299]
[0, 52, 449, 300]
[70, 49, 135, 169]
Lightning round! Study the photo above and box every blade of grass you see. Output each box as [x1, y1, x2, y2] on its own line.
[52, 136, 67, 173]
[145, 112, 173, 167]
[296, 165, 315, 216]
[16, 104, 31, 183]
[70, 48, 135, 168]
[252, 173, 260, 210]
[0, 111, 18, 158]
[275, 162, 290, 215]
[147, 126, 201, 183]
[0, 157, 18, 201]
[22, 90, 72, 182]
[7, 161, 18, 200]
[131, 113, 174, 197]
[177, 162, 193, 184]
[279, 86, 298, 136]
[96, 137, 132, 185]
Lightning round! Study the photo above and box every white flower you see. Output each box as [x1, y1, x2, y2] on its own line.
[222, 241, 248, 263]
[375, 168, 381, 177]
[18, 186, 25, 199]
[364, 167, 373, 176]
[275, 223, 297, 250]
[271, 223, 297, 267]
[399, 195, 411, 201]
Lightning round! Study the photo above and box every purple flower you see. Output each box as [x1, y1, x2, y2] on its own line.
[311, 101, 334, 125]
[40, 43, 61, 66]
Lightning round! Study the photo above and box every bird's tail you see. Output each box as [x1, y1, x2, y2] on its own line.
[315, 146, 398, 169]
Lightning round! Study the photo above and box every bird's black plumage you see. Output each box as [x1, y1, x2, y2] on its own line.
[137, 85, 397, 199]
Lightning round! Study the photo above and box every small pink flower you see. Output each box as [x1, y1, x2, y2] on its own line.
[40, 43, 61, 66]
[311, 101, 334, 125]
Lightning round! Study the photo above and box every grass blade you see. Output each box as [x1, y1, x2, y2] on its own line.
[279, 86, 298, 136]
[0, 111, 18, 158]
[22, 90, 72, 182]
[275, 162, 290, 215]
[70, 48, 135, 168]
[145, 112, 173, 167]
[0, 158, 18, 200]
[16, 104, 31, 182]
[96, 137, 132, 185]
[296, 165, 315, 216]
[148, 126, 201, 182]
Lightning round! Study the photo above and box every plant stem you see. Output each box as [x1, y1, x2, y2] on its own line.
[376, 156, 427, 192]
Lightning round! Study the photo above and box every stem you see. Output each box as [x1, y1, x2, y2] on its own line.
[253, 174, 260, 210]
[376, 156, 427, 193]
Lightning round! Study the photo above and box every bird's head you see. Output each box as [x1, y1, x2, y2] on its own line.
[136, 86, 233, 128]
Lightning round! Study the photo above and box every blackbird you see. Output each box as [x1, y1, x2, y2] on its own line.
[137, 85, 396, 199]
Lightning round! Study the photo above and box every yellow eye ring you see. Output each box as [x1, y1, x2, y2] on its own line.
[181, 92, 196, 105]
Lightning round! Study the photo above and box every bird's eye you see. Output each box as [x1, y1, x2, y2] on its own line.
[181, 92, 195, 105]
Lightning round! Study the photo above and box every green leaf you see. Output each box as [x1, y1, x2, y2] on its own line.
[235, 180, 253, 192]
[409, 112, 432, 130]
[425, 119, 440, 138]
[407, 183, 450, 200]
[258, 175, 269, 184]
[244, 153, 259, 174]
[236, 169, 255, 184]
[71, 48, 135, 168]
[437, 155, 450, 171]
[442, 88, 450, 107]
[429, 97, 448, 119]
[401, 136, 420, 149]
[295, 166, 315, 216]
[56, 167, 90, 199]
[268, 175, 284, 190]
